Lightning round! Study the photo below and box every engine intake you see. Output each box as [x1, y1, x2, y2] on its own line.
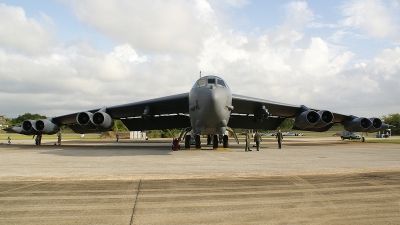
[76, 112, 96, 129]
[294, 110, 320, 129]
[22, 120, 39, 134]
[92, 112, 114, 130]
[35, 119, 60, 134]
[344, 117, 372, 132]
[313, 110, 334, 128]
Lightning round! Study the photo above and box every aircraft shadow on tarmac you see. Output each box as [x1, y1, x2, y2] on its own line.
[4, 143, 175, 157]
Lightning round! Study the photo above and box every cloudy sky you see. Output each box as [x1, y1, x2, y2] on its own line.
[0, 0, 399, 119]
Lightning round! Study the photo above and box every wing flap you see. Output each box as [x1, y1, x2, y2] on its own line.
[228, 115, 286, 130]
[121, 115, 190, 131]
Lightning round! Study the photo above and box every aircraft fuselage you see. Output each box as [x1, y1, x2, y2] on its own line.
[188, 76, 232, 135]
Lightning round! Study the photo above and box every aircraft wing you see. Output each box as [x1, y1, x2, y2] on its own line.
[11, 93, 190, 134]
[231, 94, 387, 132]
[232, 94, 301, 118]
[53, 93, 189, 123]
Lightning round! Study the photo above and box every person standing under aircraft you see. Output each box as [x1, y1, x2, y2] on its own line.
[276, 130, 283, 149]
[6, 136, 11, 145]
[35, 135, 39, 145]
[254, 130, 262, 151]
[245, 130, 252, 152]
[38, 134, 42, 145]
[57, 133, 62, 145]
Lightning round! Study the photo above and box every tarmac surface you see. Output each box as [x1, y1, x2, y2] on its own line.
[0, 137, 399, 224]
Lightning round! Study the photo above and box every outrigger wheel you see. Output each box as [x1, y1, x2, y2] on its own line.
[185, 135, 191, 149]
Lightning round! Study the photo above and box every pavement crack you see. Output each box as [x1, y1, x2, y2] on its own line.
[129, 179, 142, 225]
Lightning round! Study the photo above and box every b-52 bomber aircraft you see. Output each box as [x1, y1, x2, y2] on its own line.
[7, 75, 389, 149]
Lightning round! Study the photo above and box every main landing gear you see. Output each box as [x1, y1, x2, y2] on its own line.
[175, 127, 239, 150]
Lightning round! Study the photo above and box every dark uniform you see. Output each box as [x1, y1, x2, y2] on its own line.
[276, 130, 283, 149]
[57, 133, 62, 145]
[254, 131, 262, 151]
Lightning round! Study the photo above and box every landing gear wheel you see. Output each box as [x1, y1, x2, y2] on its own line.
[195, 135, 201, 149]
[361, 137, 365, 142]
[185, 135, 191, 149]
[207, 135, 212, 145]
[223, 135, 229, 148]
[213, 135, 218, 149]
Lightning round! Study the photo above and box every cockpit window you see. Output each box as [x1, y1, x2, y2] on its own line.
[195, 77, 227, 88]
[217, 79, 226, 87]
[197, 79, 207, 87]
[208, 78, 216, 84]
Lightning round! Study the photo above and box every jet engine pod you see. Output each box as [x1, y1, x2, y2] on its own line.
[76, 112, 96, 129]
[365, 117, 383, 132]
[294, 110, 320, 129]
[35, 119, 60, 134]
[344, 117, 372, 132]
[91, 112, 114, 130]
[12, 126, 32, 135]
[313, 110, 334, 128]
[22, 120, 40, 134]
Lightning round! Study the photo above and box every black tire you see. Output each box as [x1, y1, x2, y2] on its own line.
[223, 135, 229, 148]
[185, 135, 191, 149]
[207, 135, 212, 145]
[361, 137, 365, 142]
[195, 135, 201, 149]
[213, 135, 218, 149]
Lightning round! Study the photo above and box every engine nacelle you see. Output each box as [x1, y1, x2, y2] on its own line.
[294, 110, 320, 129]
[35, 119, 60, 134]
[22, 120, 40, 134]
[12, 126, 32, 135]
[76, 112, 96, 129]
[313, 110, 334, 128]
[91, 112, 114, 130]
[344, 117, 372, 132]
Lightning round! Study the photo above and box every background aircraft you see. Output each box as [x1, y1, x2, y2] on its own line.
[6, 75, 389, 149]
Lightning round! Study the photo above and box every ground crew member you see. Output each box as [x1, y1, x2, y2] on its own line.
[254, 130, 262, 151]
[276, 130, 283, 149]
[245, 130, 252, 152]
[7, 136, 11, 145]
[57, 133, 62, 145]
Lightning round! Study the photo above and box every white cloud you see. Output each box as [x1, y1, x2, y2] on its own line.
[110, 44, 147, 63]
[0, 3, 55, 55]
[1, 1, 399, 119]
[223, 0, 250, 8]
[66, 0, 215, 55]
[340, 0, 399, 38]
